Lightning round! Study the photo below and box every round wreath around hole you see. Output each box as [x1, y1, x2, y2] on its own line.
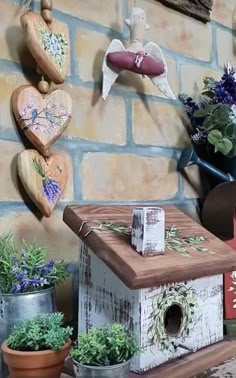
[148, 284, 198, 352]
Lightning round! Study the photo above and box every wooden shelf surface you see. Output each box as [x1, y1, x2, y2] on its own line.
[129, 338, 236, 378]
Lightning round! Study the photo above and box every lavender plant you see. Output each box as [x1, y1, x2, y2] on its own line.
[179, 63, 236, 157]
[0, 233, 70, 294]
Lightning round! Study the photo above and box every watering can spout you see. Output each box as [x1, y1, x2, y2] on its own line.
[178, 146, 234, 183]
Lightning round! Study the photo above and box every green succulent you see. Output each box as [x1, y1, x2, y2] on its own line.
[70, 323, 140, 366]
[7, 312, 73, 351]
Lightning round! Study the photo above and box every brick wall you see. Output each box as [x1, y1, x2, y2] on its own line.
[0, 0, 235, 322]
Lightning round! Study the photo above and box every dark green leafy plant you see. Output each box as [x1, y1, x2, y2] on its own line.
[7, 312, 73, 351]
[193, 103, 235, 156]
[70, 323, 140, 366]
[179, 64, 236, 157]
[0, 232, 70, 294]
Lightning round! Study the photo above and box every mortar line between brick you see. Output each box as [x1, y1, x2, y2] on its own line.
[211, 20, 236, 34]
[178, 173, 185, 201]
[210, 22, 219, 69]
[0, 198, 200, 217]
[0, 201, 77, 216]
[53, 9, 124, 39]
[176, 63, 182, 93]
[69, 21, 79, 79]
[58, 198, 198, 206]
[70, 149, 83, 202]
[125, 98, 135, 146]
[0, 129, 185, 156]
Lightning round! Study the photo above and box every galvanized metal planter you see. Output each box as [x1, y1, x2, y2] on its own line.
[73, 359, 131, 378]
[0, 287, 56, 377]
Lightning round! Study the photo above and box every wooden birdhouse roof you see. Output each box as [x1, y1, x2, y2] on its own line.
[63, 205, 236, 289]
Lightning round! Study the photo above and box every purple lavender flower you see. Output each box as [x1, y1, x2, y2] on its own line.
[30, 277, 49, 288]
[32, 157, 61, 203]
[38, 260, 55, 276]
[11, 283, 22, 294]
[179, 93, 199, 119]
[213, 66, 236, 105]
[191, 129, 207, 144]
[11, 269, 29, 293]
[42, 178, 61, 203]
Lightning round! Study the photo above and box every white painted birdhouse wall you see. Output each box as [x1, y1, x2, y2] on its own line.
[78, 242, 223, 373]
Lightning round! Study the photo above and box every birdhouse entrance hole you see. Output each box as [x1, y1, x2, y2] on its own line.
[164, 304, 183, 336]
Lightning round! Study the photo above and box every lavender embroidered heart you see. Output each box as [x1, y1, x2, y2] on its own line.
[18, 149, 69, 217]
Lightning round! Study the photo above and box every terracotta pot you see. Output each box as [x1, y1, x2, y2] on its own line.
[1, 339, 71, 378]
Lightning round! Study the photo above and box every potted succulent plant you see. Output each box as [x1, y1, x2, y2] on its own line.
[179, 63, 236, 181]
[1, 312, 73, 377]
[0, 233, 70, 354]
[70, 323, 140, 378]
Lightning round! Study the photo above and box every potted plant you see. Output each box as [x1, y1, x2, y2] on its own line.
[1, 312, 73, 377]
[70, 323, 140, 378]
[0, 233, 70, 351]
[179, 63, 236, 181]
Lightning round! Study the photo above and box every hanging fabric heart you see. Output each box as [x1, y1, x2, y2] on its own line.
[12, 85, 72, 157]
[18, 149, 69, 217]
[21, 11, 70, 83]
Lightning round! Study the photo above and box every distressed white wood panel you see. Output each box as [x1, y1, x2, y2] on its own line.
[138, 276, 223, 372]
[131, 207, 165, 255]
[78, 243, 140, 333]
[78, 243, 223, 373]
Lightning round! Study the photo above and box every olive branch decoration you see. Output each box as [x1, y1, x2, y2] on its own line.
[90, 221, 214, 258]
[148, 285, 198, 352]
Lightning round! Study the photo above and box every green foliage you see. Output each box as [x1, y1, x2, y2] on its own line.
[0, 233, 70, 294]
[70, 323, 140, 366]
[207, 130, 233, 155]
[7, 312, 73, 351]
[192, 103, 236, 156]
[0, 233, 18, 294]
[149, 285, 198, 352]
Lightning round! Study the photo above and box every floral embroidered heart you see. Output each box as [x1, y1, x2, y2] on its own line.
[21, 11, 70, 84]
[18, 150, 69, 217]
[12, 85, 72, 157]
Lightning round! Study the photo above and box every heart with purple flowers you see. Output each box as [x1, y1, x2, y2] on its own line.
[18, 149, 69, 217]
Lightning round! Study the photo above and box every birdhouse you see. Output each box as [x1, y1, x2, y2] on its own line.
[63, 205, 236, 377]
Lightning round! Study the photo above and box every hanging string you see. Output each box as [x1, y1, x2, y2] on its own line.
[18, 0, 32, 16]
[37, 0, 53, 94]
[22, 0, 32, 9]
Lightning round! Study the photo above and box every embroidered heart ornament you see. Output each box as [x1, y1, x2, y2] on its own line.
[12, 85, 72, 157]
[107, 51, 165, 75]
[18, 149, 68, 217]
[21, 11, 70, 83]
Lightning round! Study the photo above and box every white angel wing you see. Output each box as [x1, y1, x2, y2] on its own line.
[144, 42, 176, 100]
[102, 39, 125, 100]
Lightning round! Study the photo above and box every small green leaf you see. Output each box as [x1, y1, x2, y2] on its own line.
[193, 109, 209, 118]
[213, 105, 232, 126]
[207, 129, 223, 145]
[215, 138, 233, 155]
[201, 116, 215, 131]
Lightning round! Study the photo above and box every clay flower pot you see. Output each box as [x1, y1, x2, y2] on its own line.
[1, 338, 71, 378]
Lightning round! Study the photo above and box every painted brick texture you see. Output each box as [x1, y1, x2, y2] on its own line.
[0, 0, 234, 317]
